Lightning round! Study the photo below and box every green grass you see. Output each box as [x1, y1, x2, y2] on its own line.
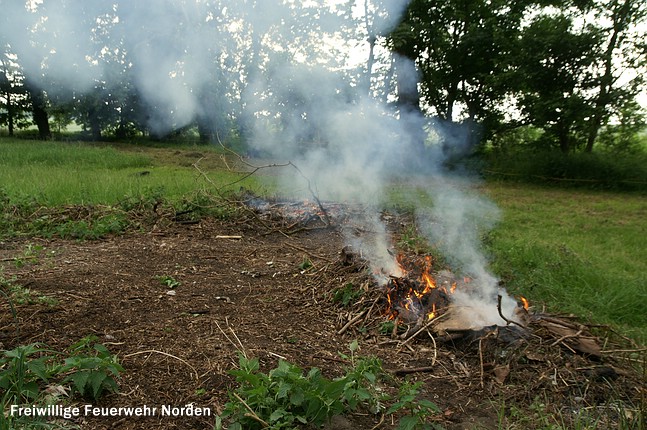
[0, 138, 269, 206]
[483, 181, 647, 343]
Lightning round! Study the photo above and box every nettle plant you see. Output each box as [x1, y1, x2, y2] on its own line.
[0, 334, 123, 423]
[216, 341, 442, 430]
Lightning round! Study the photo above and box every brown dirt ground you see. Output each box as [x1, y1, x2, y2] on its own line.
[1, 216, 644, 430]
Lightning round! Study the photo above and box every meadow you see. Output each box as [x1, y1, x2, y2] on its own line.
[0, 139, 267, 205]
[1, 137, 645, 344]
[484, 182, 646, 343]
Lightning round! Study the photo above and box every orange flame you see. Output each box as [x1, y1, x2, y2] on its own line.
[385, 254, 447, 321]
[385, 253, 530, 324]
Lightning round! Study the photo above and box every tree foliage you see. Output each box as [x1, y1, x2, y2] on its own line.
[388, 0, 646, 152]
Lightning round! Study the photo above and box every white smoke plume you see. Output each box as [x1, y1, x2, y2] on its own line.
[1, 0, 518, 326]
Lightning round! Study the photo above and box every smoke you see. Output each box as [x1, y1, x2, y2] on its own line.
[415, 178, 519, 326]
[1, 0, 518, 325]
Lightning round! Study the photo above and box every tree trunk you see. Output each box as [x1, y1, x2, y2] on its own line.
[394, 55, 425, 149]
[197, 118, 212, 144]
[381, 55, 395, 104]
[585, 0, 632, 153]
[6, 91, 14, 136]
[88, 107, 102, 141]
[558, 130, 570, 153]
[363, 0, 376, 96]
[25, 82, 51, 140]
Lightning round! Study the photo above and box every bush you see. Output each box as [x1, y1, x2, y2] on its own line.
[482, 149, 647, 191]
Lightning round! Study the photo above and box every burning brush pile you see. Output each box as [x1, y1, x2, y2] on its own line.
[243, 198, 644, 426]
[383, 254, 529, 336]
[333, 245, 645, 427]
[373, 251, 531, 343]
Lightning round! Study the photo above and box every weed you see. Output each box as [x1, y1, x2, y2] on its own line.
[52, 213, 129, 240]
[0, 268, 56, 306]
[332, 283, 363, 307]
[12, 243, 44, 268]
[7, 284, 57, 306]
[379, 320, 396, 335]
[298, 257, 312, 271]
[0, 343, 58, 405]
[0, 337, 121, 429]
[61, 335, 124, 401]
[386, 380, 442, 430]
[157, 275, 181, 289]
[398, 225, 428, 254]
[217, 342, 445, 429]
[217, 342, 387, 430]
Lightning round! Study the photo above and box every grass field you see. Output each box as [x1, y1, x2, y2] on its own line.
[1, 137, 645, 344]
[484, 182, 647, 343]
[0, 139, 268, 206]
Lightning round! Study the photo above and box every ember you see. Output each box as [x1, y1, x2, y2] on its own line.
[385, 276, 451, 322]
[384, 255, 456, 323]
[383, 254, 529, 330]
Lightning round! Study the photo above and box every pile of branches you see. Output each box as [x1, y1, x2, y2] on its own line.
[324, 248, 646, 428]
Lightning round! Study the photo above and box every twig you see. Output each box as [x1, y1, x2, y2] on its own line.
[312, 354, 351, 365]
[428, 331, 438, 366]
[215, 320, 247, 358]
[399, 313, 449, 348]
[229, 326, 246, 354]
[391, 317, 399, 338]
[123, 350, 198, 380]
[478, 338, 484, 388]
[337, 310, 368, 335]
[215, 135, 331, 225]
[536, 315, 581, 330]
[266, 351, 287, 360]
[362, 295, 381, 325]
[287, 162, 330, 225]
[550, 329, 584, 347]
[600, 347, 647, 354]
[285, 242, 334, 263]
[233, 392, 269, 428]
[497, 295, 524, 328]
[393, 366, 436, 376]
[370, 413, 385, 430]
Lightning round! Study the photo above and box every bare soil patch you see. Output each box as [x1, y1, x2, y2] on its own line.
[1, 217, 644, 429]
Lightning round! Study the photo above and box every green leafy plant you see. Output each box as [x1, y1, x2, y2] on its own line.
[0, 268, 56, 306]
[13, 243, 44, 268]
[298, 257, 313, 271]
[398, 225, 428, 254]
[0, 337, 122, 429]
[332, 283, 363, 307]
[61, 335, 124, 401]
[338, 340, 386, 414]
[157, 275, 181, 289]
[0, 343, 58, 405]
[387, 380, 442, 430]
[218, 342, 387, 430]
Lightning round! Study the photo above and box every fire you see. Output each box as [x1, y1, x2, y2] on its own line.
[385, 254, 451, 322]
[384, 254, 531, 324]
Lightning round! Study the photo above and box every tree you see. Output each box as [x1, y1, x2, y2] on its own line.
[0, 52, 31, 136]
[388, 0, 532, 137]
[514, 15, 601, 153]
[584, 0, 647, 152]
[24, 79, 52, 140]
